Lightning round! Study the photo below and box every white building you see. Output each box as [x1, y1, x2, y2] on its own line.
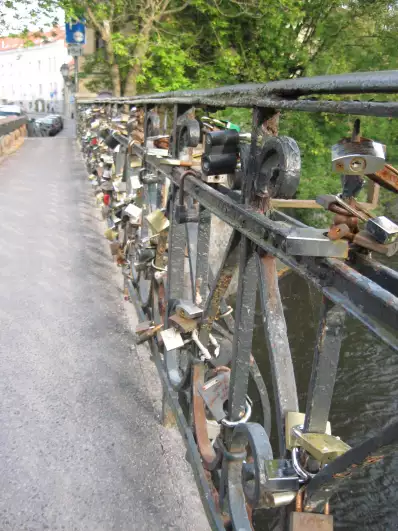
[0, 28, 69, 112]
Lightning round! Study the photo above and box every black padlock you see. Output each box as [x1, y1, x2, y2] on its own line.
[104, 133, 119, 149]
[175, 203, 199, 224]
[204, 129, 239, 153]
[201, 153, 238, 176]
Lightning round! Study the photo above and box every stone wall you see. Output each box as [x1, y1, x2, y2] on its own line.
[0, 118, 27, 162]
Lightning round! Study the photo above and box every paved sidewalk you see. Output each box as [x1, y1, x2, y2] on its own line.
[0, 137, 209, 530]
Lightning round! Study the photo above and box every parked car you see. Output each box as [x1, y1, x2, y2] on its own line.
[0, 104, 27, 118]
[36, 116, 60, 136]
[47, 114, 63, 130]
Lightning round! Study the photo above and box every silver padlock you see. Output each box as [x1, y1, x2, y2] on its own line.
[123, 203, 142, 225]
[332, 138, 385, 175]
[160, 328, 184, 351]
[366, 215, 398, 244]
[175, 301, 203, 319]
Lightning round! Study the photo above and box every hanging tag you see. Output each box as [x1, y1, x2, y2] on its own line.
[160, 328, 184, 351]
[130, 174, 142, 190]
[124, 203, 142, 225]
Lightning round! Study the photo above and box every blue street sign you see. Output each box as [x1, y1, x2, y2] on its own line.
[66, 21, 86, 44]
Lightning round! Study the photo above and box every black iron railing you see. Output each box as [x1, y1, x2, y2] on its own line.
[76, 70, 398, 530]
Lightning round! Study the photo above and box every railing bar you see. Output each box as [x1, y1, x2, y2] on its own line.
[125, 278, 225, 530]
[199, 230, 241, 344]
[195, 207, 211, 308]
[304, 298, 346, 433]
[165, 185, 186, 326]
[227, 239, 258, 422]
[323, 287, 398, 352]
[351, 254, 398, 298]
[256, 252, 299, 455]
[78, 69, 398, 101]
[185, 221, 198, 303]
[80, 97, 398, 117]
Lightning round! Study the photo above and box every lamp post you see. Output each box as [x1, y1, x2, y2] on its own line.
[60, 63, 75, 120]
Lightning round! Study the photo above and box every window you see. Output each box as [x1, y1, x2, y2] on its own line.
[39, 84, 42, 95]
[49, 57, 52, 72]
[38, 60, 41, 71]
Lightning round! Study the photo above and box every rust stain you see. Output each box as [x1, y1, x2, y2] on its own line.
[192, 365, 220, 470]
[369, 164, 398, 193]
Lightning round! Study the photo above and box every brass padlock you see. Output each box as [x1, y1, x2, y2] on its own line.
[146, 209, 170, 234]
[290, 510, 333, 530]
[290, 491, 333, 531]
[169, 313, 197, 333]
[291, 426, 350, 465]
[285, 412, 331, 451]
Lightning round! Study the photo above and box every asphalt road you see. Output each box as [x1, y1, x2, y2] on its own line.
[0, 133, 209, 530]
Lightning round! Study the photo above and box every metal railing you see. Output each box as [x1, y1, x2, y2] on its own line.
[76, 70, 398, 530]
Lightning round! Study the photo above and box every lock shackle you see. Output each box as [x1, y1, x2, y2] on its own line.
[178, 169, 199, 206]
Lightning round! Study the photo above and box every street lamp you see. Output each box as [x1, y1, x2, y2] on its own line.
[60, 63, 75, 119]
[60, 63, 69, 80]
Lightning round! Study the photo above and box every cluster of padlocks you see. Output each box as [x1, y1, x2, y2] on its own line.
[76, 98, 398, 531]
[78, 105, 146, 270]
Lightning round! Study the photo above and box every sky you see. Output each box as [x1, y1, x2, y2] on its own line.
[0, 1, 65, 34]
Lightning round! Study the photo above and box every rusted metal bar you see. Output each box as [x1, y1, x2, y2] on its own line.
[80, 96, 398, 117]
[305, 420, 398, 513]
[227, 239, 258, 422]
[256, 252, 299, 454]
[129, 143, 398, 347]
[165, 186, 186, 326]
[304, 298, 346, 434]
[195, 207, 211, 307]
[351, 254, 398, 297]
[199, 230, 241, 344]
[79, 70, 398, 101]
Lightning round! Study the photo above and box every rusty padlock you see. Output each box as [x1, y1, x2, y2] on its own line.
[289, 490, 333, 531]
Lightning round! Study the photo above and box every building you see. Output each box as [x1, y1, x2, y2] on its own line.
[0, 28, 69, 112]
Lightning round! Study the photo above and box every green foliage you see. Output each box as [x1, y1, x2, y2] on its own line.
[2, 0, 398, 223]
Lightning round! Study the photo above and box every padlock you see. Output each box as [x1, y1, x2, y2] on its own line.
[169, 313, 198, 333]
[135, 323, 163, 344]
[352, 230, 398, 256]
[291, 426, 350, 465]
[175, 300, 203, 319]
[109, 241, 120, 255]
[366, 215, 398, 244]
[332, 138, 385, 175]
[198, 371, 230, 421]
[123, 203, 142, 225]
[285, 413, 331, 451]
[113, 180, 127, 193]
[289, 511, 333, 531]
[290, 491, 333, 531]
[160, 328, 185, 351]
[146, 209, 170, 234]
[104, 228, 118, 241]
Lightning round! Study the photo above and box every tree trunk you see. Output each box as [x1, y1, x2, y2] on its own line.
[123, 20, 153, 96]
[103, 21, 121, 97]
[109, 56, 121, 97]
